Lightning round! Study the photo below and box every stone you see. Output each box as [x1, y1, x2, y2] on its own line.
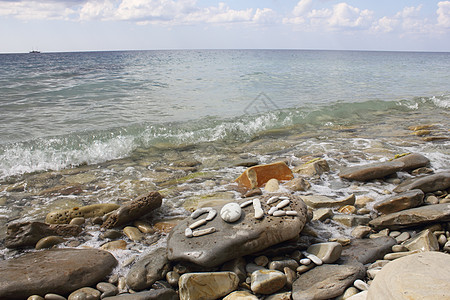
[254, 255, 269, 267]
[384, 250, 420, 260]
[355, 196, 375, 208]
[333, 214, 371, 227]
[373, 189, 424, 214]
[35, 236, 65, 250]
[284, 266, 298, 288]
[339, 153, 429, 182]
[133, 221, 155, 234]
[265, 292, 292, 300]
[268, 259, 299, 271]
[369, 203, 450, 230]
[302, 194, 355, 209]
[101, 288, 178, 300]
[0, 249, 117, 300]
[96, 282, 118, 298]
[392, 244, 408, 252]
[265, 178, 280, 192]
[347, 291, 368, 300]
[351, 226, 372, 239]
[220, 203, 242, 223]
[123, 226, 144, 241]
[5, 221, 82, 249]
[339, 160, 404, 181]
[285, 177, 310, 192]
[367, 252, 450, 300]
[251, 269, 287, 295]
[393, 172, 450, 193]
[425, 195, 440, 205]
[45, 203, 120, 224]
[235, 162, 294, 189]
[68, 287, 100, 300]
[28, 296, 44, 300]
[100, 240, 127, 251]
[395, 231, 410, 243]
[293, 159, 330, 177]
[221, 257, 247, 282]
[167, 194, 308, 267]
[178, 272, 239, 300]
[292, 264, 365, 300]
[339, 237, 397, 265]
[443, 240, 450, 252]
[126, 247, 170, 291]
[69, 217, 85, 226]
[102, 191, 163, 229]
[338, 205, 356, 214]
[312, 208, 334, 221]
[337, 287, 359, 300]
[223, 291, 258, 300]
[44, 294, 66, 300]
[403, 229, 439, 252]
[353, 279, 369, 291]
[306, 242, 342, 264]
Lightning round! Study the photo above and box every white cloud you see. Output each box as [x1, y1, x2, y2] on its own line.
[285, 2, 373, 30]
[0, 0, 77, 20]
[371, 5, 433, 34]
[437, 1, 450, 27]
[253, 8, 278, 24]
[292, 0, 312, 17]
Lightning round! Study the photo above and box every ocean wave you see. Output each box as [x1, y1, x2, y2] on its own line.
[0, 95, 447, 180]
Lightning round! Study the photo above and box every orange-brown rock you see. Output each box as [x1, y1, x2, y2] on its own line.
[235, 162, 293, 189]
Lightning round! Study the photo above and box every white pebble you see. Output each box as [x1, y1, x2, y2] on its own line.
[220, 203, 242, 223]
[268, 207, 278, 215]
[279, 196, 290, 200]
[286, 211, 298, 216]
[267, 196, 279, 205]
[273, 210, 286, 217]
[185, 228, 193, 238]
[240, 199, 253, 208]
[191, 207, 212, 219]
[354, 279, 369, 291]
[192, 227, 216, 237]
[205, 209, 217, 221]
[276, 199, 290, 209]
[253, 198, 264, 219]
[189, 219, 207, 229]
[303, 252, 323, 265]
[299, 258, 311, 265]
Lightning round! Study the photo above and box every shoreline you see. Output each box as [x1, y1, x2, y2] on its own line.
[0, 107, 449, 299]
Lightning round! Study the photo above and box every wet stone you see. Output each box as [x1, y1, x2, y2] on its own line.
[96, 282, 118, 298]
[268, 259, 299, 272]
[68, 287, 100, 300]
[251, 269, 287, 295]
[35, 236, 65, 250]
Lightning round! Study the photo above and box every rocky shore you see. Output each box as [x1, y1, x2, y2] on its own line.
[1, 119, 450, 300]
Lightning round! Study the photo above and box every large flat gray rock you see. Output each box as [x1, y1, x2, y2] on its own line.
[167, 194, 308, 267]
[292, 264, 365, 300]
[373, 189, 424, 214]
[339, 153, 430, 182]
[393, 172, 450, 193]
[339, 237, 397, 265]
[0, 248, 117, 300]
[367, 252, 450, 300]
[369, 203, 450, 230]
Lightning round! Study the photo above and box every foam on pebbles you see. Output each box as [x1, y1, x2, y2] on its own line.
[220, 203, 242, 223]
[253, 199, 264, 219]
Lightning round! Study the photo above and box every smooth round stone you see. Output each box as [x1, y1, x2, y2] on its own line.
[44, 294, 66, 300]
[133, 221, 155, 234]
[96, 282, 118, 298]
[35, 236, 65, 250]
[220, 203, 242, 223]
[101, 229, 122, 240]
[68, 287, 100, 300]
[354, 279, 369, 291]
[100, 240, 127, 251]
[166, 271, 180, 287]
[254, 255, 269, 267]
[392, 244, 408, 252]
[69, 217, 85, 226]
[251, 269, 287, 295]
[299, 258, 311, 265]
[223, 291, 258, 300]
[123, 226, 143, 241]
[28, 296, 45, 300]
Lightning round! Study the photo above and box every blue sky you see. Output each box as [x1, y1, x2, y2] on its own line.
[0, 0, 449, 53]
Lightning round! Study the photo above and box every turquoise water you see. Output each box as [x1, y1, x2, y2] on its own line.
[0, 50, 449, 179]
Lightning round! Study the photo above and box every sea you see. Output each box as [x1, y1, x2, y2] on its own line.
[0, 50, 449, 260]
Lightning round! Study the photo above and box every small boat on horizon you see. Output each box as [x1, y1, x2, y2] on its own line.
[29, 50, 41, 53]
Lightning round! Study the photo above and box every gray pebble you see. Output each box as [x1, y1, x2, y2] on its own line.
[45, 294, 67, 300]
[96, 282, 118, 298]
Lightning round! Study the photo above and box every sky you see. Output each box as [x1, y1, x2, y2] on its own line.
[0, 0, 449, 53]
